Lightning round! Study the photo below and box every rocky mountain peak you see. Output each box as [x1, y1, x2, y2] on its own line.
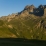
[24, 5, 35, 12]
[38, 5, 44, 9]
[0, 4, 46, 40]
[0, 5, 46, 20]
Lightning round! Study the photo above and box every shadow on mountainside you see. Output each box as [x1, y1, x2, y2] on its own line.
[0, 38, 46, 46]
[17, 5, 46, 17]
[29, 7, 44, 16]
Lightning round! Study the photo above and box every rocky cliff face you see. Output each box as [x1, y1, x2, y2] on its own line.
[0, 5, 46, 19]
[24, 5, 35, 12]
[18, 5, 46, 17]
[0, 5, 46, 40]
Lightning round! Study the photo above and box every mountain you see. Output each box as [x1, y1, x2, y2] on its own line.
[0, 5, 46, 40]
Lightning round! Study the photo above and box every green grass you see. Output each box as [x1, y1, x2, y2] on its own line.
[0, 14, 46, 40]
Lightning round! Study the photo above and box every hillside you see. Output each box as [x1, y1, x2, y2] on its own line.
[0, 5, 46, 40]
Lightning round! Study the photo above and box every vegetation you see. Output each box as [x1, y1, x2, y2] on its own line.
[0, 5, 46, 40]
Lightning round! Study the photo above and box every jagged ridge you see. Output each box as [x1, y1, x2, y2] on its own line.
[0, 5, 46, 40]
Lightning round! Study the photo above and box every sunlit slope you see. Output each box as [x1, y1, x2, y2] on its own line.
[0, 5, 46, 40]
[0, 20, 17, 38]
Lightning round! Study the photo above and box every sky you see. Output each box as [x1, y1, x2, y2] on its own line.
[0, 0, 46, 17]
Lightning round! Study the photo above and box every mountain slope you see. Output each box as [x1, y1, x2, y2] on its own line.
[0, 5, 46, 40]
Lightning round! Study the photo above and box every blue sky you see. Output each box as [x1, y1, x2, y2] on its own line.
[0, 0, 46, 17]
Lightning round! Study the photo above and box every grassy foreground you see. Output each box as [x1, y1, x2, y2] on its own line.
[0, 38, 46, 46]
